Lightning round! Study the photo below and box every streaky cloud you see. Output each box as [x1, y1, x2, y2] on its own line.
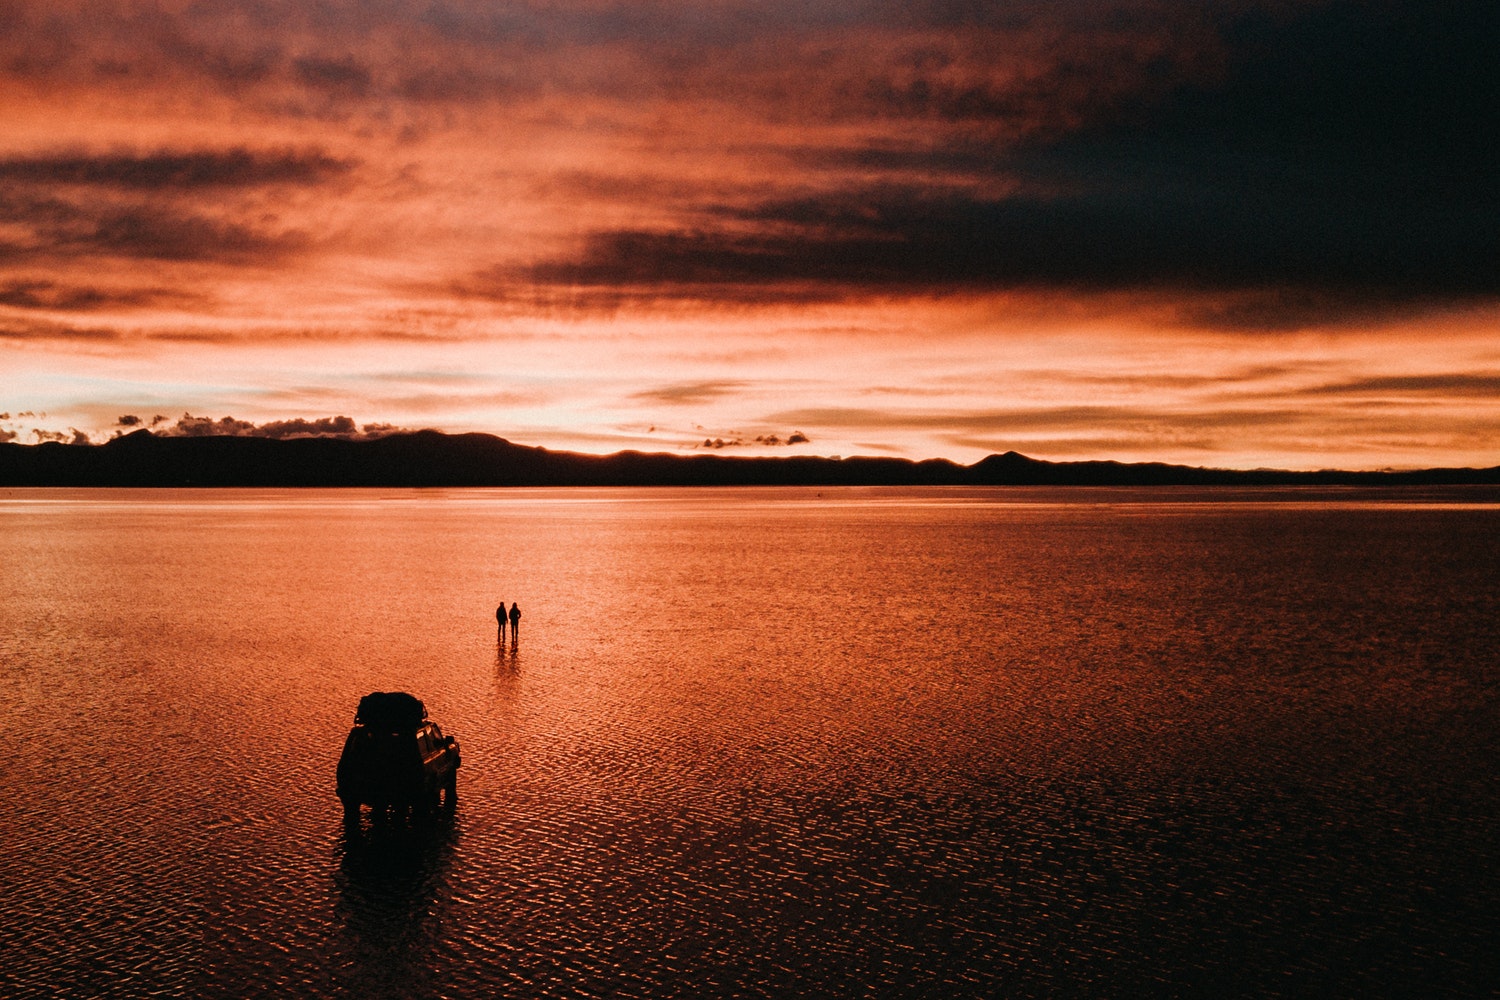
[521, 169, 1500, 312]
[765, 405, 1303, 433]
[0, 280, 195, 312]
[0, 148, 353, 190]
[632, 381, 749, 405]
[0, 192, 309, 265]
[0, 315, 122, 341]
[1301, 374, 1500, 398]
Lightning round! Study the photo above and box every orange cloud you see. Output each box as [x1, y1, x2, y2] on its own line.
[0, 1, 1496, 469]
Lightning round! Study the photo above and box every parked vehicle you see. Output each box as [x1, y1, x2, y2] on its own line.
[337, 692, 459, 820]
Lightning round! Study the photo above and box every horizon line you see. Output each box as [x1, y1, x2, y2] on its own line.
[6, 426, 1498, 478]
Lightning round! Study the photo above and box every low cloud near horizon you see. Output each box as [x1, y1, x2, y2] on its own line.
[118, 414, 403, 441]
[100, 414, 814, 453]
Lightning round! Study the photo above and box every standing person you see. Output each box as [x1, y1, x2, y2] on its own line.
[508, 602, 521, 642]
[496, 602, 506, 640]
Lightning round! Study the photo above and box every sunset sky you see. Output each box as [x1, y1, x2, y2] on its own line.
[2, 0, 1497, 469]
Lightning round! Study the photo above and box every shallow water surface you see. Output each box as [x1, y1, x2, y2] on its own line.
[1, 487, 1497, 998]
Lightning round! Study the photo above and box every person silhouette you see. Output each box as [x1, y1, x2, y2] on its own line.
[508, 602, 521, 642]
[496, 602, 506, 640]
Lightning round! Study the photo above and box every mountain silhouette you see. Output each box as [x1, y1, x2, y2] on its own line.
[2, 429, 1497, 487]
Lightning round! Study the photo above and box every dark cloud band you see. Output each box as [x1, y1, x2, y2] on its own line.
[511, 0, 1500, 322]
[0, 148, 352, 190]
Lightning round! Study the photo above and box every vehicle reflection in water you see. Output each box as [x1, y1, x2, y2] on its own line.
[330, 815, 460, 1000]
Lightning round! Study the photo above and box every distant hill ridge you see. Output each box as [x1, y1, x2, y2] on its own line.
[1, 429, 1497, 487]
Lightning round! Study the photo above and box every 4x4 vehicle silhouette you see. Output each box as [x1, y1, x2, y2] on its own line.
[337, 692, 460, 820]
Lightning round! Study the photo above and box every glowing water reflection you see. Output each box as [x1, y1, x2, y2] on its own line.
[1, 487, 1497, 998]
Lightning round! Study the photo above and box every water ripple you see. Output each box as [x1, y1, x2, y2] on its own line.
[1, 490, 1497, 998]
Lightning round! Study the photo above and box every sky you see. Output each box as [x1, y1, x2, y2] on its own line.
[1, 0, 1497, 469]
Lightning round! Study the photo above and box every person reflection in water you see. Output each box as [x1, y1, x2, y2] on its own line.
[496, 602, 507, 641]
[508, 602, 521, 643]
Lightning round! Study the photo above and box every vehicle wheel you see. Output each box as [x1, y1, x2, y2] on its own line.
[443, 771, 458, 811]
[340, 796, 359, 822]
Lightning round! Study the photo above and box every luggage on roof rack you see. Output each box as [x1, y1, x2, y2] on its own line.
[354, 691, 426, 732]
